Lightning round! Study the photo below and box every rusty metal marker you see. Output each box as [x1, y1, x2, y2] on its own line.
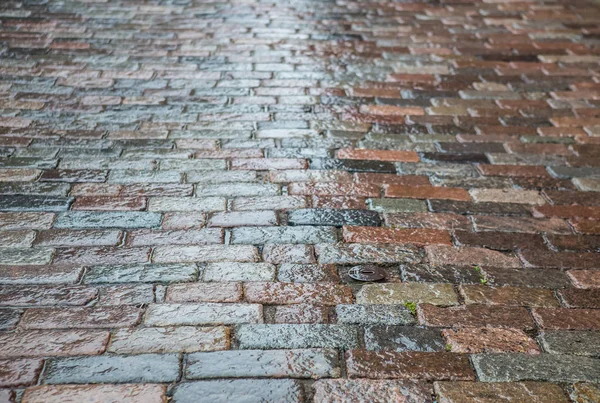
[348, 265, 386, 282]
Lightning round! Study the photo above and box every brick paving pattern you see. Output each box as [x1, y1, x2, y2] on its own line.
[0, 0, 600, 401]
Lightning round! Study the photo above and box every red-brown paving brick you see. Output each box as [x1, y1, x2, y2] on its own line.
[442, 327, 540, 354]
[568, 270, 600, 289]
[345, 351, 475, 380]
[532, 308, 600, 330]
[1, 0, 600, 397]
[342, 226, 451, 246]
[418, 304, 535, 330]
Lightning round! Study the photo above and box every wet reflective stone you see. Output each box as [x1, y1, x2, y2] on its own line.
[434, 382, 569, 403]
[236, 324, 358, 349]
[472, 354, 600, 383]
[85, 263, 197, 283]
[22, 384, 167, 403]
[0, 196, 73, 212]
[0, 330, 109, 358]
[231, 226, 337, 244]
[287, 209, 381, 227]
[309, 158, 396, 173]
[144, 303, 263, 326]
[357, 283, 458, 306]
[108, 326, 229, 354]
[538, 331, 600, 356]
[0, 358, 42, 387]
[364, 326, 445, 352]
[173, 380, 303, 403]
[44, 354, 180, 384]
[336, 305, 415, 325]
[185, 349, 340, 378]
[313, 379, 432, 403]
[54, 212, 162, 229]
[0, 285, 97, 306]
[345, 350, 475, 380]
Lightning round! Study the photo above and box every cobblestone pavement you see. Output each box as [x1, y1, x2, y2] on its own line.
[1, 0, 600, 402]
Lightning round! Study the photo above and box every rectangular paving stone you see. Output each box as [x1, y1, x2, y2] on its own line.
[208, 211, 277, 227]
[84, 263, 198, 283]
[148, 197, 226, 212]
[172, 380, 302, 403]
[231, 195, 307, 211]
[418, 304, 535, 330]
[443, 327, 540, 354]
[0, 212, 54, 230]
[364, 326, 444, 352]
[0, 358, 42, 388]
[472, 353, 600, 383]
[539, 331, 600, 356]
[127, 228, 223, 246]
[185, 349, 340, 379]
[367, 198, 428, 213]
[44, 354, 180, 384]
[236, 324, 358, 349]
[0, 265, 83, 285]
[335, 305, 415, 325]
[346, 350, 475, 380]
[316, 244, 421, 264]
[52, 246, 150, 266]
[20, 306, 142, 330]
[195, 183, 280, 197]
[0, 248, 54, 266]
[166, 282, 242, 303]
[0, 230, 35, 248]
[0, 196, 73, 212]
[244, 282, 353, 305]
[144, 303, 263, 325]
[34, 229, 122, 247]
[434, 382, 570, 403]
[459, 285, 559, 307]
[558, 288, 600, 308]
[313, 379, 432, 403]
[108, 326, 229, 353]
[203, 262, 276, 282]
[532, 308, 600, 330]
[231, 226, 337, 244]
[357, 283, 458, 305]
[22, 384, 167, 403]
[426, 245, 522, 268]
[287, 209, 382, 227]
[343, 227, 451, 246]
[0, 330, 109, 358]
[0, 284, 97, 307]
[153, 245, 259, 263]
[54, 212, 162, 229]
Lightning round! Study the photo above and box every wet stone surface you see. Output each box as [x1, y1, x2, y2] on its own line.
[287, 209, 382, 227]
[2, 0, 600, 399]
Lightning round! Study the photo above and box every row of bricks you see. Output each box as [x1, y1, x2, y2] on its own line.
[0, 280, 597, 308]
[0, 261, 598, 289]
[0, 243, 598, 268]
[3, 348, 600, 386]
[5, 380, 597, 403]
